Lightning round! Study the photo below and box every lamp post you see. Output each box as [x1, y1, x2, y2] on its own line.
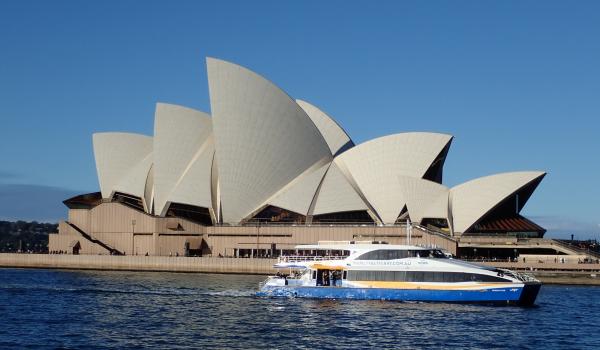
[256, 221, 260, 258]
[131, 219, 136, 255]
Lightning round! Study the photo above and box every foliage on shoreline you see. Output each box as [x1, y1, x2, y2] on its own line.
[0, 221, 57, 253]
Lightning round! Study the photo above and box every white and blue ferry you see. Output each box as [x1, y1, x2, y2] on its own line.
[257, 242, 541, 306]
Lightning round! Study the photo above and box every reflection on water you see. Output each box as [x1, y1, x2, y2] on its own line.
[0, 268, 599, 349]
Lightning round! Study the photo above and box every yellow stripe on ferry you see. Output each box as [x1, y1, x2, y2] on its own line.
[309, 264, 345, 270]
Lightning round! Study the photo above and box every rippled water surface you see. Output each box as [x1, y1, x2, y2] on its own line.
[1, 268, 599, 349]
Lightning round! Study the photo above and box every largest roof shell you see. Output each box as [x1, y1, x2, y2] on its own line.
[207, 58, 332, 223]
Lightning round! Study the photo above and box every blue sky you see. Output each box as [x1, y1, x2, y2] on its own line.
[0, 1, 598, 238]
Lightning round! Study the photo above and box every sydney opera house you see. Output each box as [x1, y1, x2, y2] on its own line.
[49, 58, 550, 258]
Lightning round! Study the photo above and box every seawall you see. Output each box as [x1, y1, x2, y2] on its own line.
[0, 253, 277, 274]
[1, 253, 599, 285]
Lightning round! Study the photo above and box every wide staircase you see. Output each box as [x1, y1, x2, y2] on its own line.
[65, 221, 123, 255]
[552, 239, 600, 260]
[458, 235, 600, 260]
[413, 224, 459, 255]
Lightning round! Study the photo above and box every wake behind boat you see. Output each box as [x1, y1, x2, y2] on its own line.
[257, 241, 541, 306]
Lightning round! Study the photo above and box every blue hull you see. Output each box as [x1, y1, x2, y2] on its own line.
[257, 284, 541, 306]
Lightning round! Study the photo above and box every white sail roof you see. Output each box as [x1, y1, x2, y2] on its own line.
[268, 161, 330, 215]
[113, 152, 153, 210]
[166, 136, 215, 215]
[450, 171, 546, 233]
[87, 57, 546, 232]
[296, 99, 354, 156]
[397, 176, 449, 224]
[144, 164, 154, 213]
[93, 132, 153, 202]
[311, 162, 369, 215]
[207, 57, 332, 223]
[335, 132, 453, 224]
[153, 103, 213, 215]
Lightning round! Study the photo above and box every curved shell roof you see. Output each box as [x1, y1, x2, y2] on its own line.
[397, 176, 449, 224]
[334, 132, 453, 224]
[450, 171, 546, 233]
[166, 136, 215, 216]
[207, 58, 332, 223]
[311, 162, 369, 215]
[114, 153, 153, 210]
[88, 57, 546, 230]
[144, 164, 154, 212]
[153, 103, 213, 215]
[268, 161, 330, 215]
[93, 132, 153, 202]
[296, 99, 354, 156]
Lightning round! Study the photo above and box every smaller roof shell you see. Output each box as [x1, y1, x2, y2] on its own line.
[397, 176, 449, 224]
[153, 103, 213, 215]
[93, 132, 153, 201]
[450, 171, 546, 233]
[311, 162, 369, 215]
[268, 161, 330, 216]
[335, 132, 453, 224]
[296, 99, 354, 156]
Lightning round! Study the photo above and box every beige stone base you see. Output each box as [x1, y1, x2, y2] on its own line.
[0, 254, 276, 274]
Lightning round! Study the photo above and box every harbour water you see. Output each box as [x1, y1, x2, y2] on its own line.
[1, 268, 599, 349]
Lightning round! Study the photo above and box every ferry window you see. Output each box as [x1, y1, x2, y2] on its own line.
[394, 271, 406, 281]
[471, 273, 511, 282]
[342, 271, 347, 280]
[354, 249, 453, 260]
[413, 271, 424, 281]
[415, 250, 430, 258]
[356, 250, 414, 260]
[431, 250, 447, 258]
[312, 270, 317, 279]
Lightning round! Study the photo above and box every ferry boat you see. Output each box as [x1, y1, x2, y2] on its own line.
[257, 242, 541, 306]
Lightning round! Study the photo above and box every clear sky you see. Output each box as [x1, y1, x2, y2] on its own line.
[0, 1, 598, 238]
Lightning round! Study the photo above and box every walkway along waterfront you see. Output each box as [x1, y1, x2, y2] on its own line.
[0, 254, 275, 274]
[1, 253, 599, 285]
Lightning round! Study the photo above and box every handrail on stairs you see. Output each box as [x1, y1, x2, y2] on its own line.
[65, 221, 123, 255]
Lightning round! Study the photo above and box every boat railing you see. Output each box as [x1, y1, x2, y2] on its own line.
[499, 268, 540, 283]
[516, 271, 540, 283]
[278, 255, 347, 263]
